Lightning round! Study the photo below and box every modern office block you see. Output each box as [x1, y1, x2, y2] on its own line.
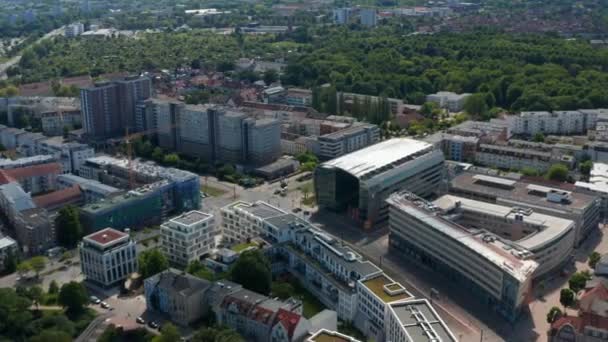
[315, 138, 444, 227]
[79, 228, 137, 287]
[161, 211, 215, 267]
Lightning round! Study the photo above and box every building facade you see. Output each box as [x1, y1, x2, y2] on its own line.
[387, 192, 538, 322]
[315, 138, 445, 227]
[426, 91, 471, 112]
[318, 123, 380, 160]
[508, 110, 599, 136]
[79, 228, 138, 287]
[161, 211, 215, 267]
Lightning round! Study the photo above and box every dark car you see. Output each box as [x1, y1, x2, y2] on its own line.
[148, 321, 160, 329]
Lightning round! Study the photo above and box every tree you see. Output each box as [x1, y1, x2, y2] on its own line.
[0, 288, 32, 338]
[48, 280, 59, 295]
[560, 288, 575, 308]
[27, 285, 44, 308]
[271, 282, 294, 300]
[153, 323, 180, 342]
[533, 132, 545, 143]
[521, 167, 540, 177]
[58, 281, 88, 315]
[420, 102, 439, 118]
[547, 306, 562, 323]
[229, 250, 271, 295]
[29, 256, 47, 278]
[263, 70, 278, 85]
[569, 271, 591, 293]
[138, 249, 169, 279]
[16, 260, 32, 276]
[580, 160, 593, 176]
[55, 205, 83, 248]
[186, 260, 214, 281]
[30, 329, 72, 342]
[152, 147, 164, 162]
[463, 93, 489, 118]
[589, 252, 602, 269]
[163, 153, 180, 166]
[546, 164, 569, 182]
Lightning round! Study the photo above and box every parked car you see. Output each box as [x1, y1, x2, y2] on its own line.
[136, 316, 145, 324]
[148, 321, 160, 329]
[100, 301, 110, 309]
[274, 189, 281, 195]
[90, 296, 101, 304]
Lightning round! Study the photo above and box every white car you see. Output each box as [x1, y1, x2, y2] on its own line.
[90, 296, 101, 304]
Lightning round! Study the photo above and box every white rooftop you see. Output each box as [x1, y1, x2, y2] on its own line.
[434, 195, 575, 251]
[0, 236, 16, 250]
[320, 138, 433, 179]
[388, 193, 538, 283]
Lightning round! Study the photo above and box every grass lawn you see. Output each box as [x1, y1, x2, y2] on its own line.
[290, 280, 325, 318]
[231, 242, 258, 252]
[201, 184, 227, 197]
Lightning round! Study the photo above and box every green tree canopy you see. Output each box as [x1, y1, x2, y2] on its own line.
[29, 256, 47, 278]
[546, 164, 569, 182]
[229, 250, 271, 295]
[55, 205, 83, 248]
[569, 271, 592, 293]
[589, 252, 602, 269]
[533, 132, 545, 143]
[580, 160, 593, 176]
[546, 306, 562, 324]
[191, 326, 244, 342]
[153, 323, 180, 342]
[58, 281, 88, 315]
[271, 282, 295, 300]
[463, 93, 489, 118]
[560, 288, 575, 308]
[138, 249, 169, 279]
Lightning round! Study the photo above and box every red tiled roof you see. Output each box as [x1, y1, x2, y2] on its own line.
[551, 313, 608, 334]
[0, 171, 15, 184]
[274, 308, 301, 338]
[85, 228, 127, 245]
[249, 306, 274, 325]
[3, 162, 62, 180]
[581, 282, 608, 303]
[33, 185, 82, 209]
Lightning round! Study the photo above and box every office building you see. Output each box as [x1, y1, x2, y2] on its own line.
[385, 299, 457, 342]
[79, 228, 138, 287]
[144, 268, 212, 325]
[315, 138, 444, 228]
[79, 156, 200, 231]
[450, 172, 601, 246]
[338, 92, 404, 116]
[0, 236, 18, 271]
[426, 91, 471, 112]
[56, 174, 121, 204]
[285, 88, 313, 107]
[80, 76, 151, 139]
[387, 192, 538, 321]
[440, 134, 479, 162]
[318, 123, 380, 160]
[333, 8, 352, 24]
[507, 110, 600, 136]
[576, 162, 608, 217]
[65, 22, 84, 37]
[149, 101, 281, 166]
[161, 211, 215, 267]
[475, 143, 554, 172]
[40, 108, 82, 136]
[433, 194, 575, 277]
[360, 8, 377, 27]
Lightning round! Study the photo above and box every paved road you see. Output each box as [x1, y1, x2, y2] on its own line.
[75, 312, 113, 342]
[0, 26, 65, 79]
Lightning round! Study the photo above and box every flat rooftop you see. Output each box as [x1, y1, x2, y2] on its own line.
[450, 172, 597, 212]
[319, 138, 433, 180]
[389, 299, 457, 342]
[84, 228, 128, 246]
[228, 201, 286, 220]
[319, 123, 376, 141]
[433, 195, 575, 251]
[171, 210, 212, 225]
[387, 192, 538, 282]
[361, 274, 413, 303]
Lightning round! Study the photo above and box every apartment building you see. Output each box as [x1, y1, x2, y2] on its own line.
[79, 228, 138, 287]
[315, 138, 445, 227]
[65, 22, 84, 37]
[508, 110, 601, 136]
[285, 88, 313, 107]
[333, 8, 352, 24]
[161, 211, 215, 267]
[360, 8, 377, 27]
[56, 174, 121, 204]
[40, 108, 82, 136]
[0, 162, 61, 195]
[0, 155, 55, 169]
[439, 134, 479, 162]
[387, 192, 538, 322]
[0, 236, 18, 272]
[385, 299, 457, 342]
[80, 76, 151, 139]
[15, 208, 55, 255]
[338, 92, 404, 116]
[426, 91, 471, 112]
[221, 201, 286, 243]
[475, 143, 555, 172]
[317, 123, 380, 160]
[450, 172, 601, 246]
[35, 137, 94, 174]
